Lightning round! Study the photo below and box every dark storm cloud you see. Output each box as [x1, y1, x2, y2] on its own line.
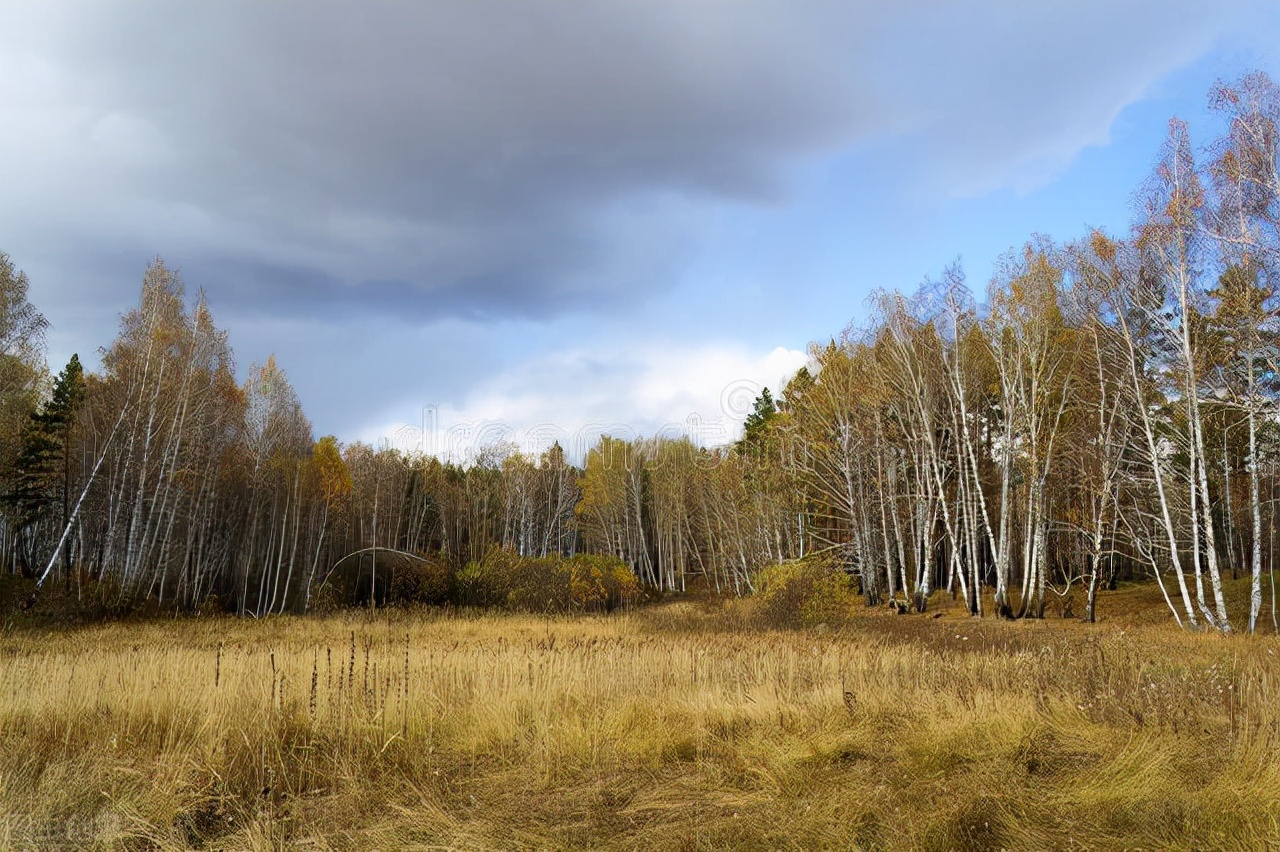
[6, 0, 1273, 328]
[4, 0, 1278, 441]
[2, 1, 884, 322]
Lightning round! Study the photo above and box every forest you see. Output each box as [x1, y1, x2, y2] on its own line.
[2, 72, 1280, 636]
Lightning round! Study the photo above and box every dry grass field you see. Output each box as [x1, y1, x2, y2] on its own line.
[2, 581, 1278, 850]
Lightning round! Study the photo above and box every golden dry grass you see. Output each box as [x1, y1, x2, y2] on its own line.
[1, 581, 1278, 850]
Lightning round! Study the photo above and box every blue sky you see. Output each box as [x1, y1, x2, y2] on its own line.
[2, 2, 1279, 462]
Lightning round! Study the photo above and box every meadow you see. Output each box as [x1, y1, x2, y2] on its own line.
[1, 582, 1278, 850]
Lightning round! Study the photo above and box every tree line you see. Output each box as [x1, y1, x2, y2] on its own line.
[2, 72, 1278, 631]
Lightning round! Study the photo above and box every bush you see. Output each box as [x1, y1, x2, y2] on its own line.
[565, 553, 640, 612]
[388, 552, 453, 605]
[0, 573, 136, 624]
[506, 554, 575, 612]
[457, 547, 522, 608]
[309, 578, 343, 613]
[752, 557, 858, 628]
[458, 547, 640, 613]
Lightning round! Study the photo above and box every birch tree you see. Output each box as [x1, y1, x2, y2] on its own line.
[1208, 71, 1280, 632]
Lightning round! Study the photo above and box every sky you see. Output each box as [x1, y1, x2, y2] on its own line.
[3, 1, 1280, 463]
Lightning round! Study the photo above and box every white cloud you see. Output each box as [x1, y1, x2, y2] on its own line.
[359, 342, 809, 463]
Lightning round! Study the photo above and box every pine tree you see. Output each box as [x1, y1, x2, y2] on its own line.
[736, 388, 778, 454]
[9, 355, 84, 579]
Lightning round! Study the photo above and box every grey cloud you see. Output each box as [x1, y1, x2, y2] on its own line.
[6, 0, 1274, 329]
[878, 0, 1278, 196]
[2, 1, 884, 324]
[221, 312, 511, 437]
[5, 0, 1278, 441]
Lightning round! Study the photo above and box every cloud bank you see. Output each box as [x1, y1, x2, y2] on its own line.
[2, 1, 1276, 442]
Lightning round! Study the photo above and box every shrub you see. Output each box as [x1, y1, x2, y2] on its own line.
[457, 547, 640, 613]
[752, 557, 858, 628]
[308, 578, 343, 613]
[565, 553, 640, 612]
[457, 546, 523, 608]
[506, 555, 575, 612]
[388, 552, 453, 605]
